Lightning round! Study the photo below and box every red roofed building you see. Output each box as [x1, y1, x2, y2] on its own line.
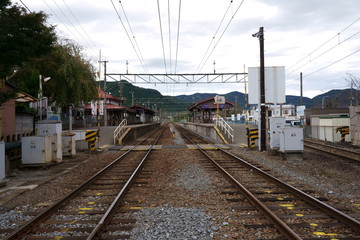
[85, 89, 136, 126]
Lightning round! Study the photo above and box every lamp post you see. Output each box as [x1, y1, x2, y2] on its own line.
[39, 75, 51, 121]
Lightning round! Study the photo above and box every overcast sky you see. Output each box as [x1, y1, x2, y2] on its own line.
[20, 0, 360, 99]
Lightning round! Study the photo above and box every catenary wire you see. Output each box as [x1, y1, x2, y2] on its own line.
[157, 0, 168, 73]
[19, 0, 32, 12]
[174, 0, 182, 74]
[60, 0, 100, 53]
[168, 0, 172, 73]
[288, 29, 360, 75]
[111, 0, 148, 73]
[303, 48, 360, 78]
[198, 0, 245, 73]
[196, 0, 233, 73]
[119, 0, 148, 73]
[287, 17, 360, 73]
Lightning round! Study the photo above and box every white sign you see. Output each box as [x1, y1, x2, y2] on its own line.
[99, 100, 104, 116]
[248, 66, 285, 104]
[214, 95, 225, 104]
[90, 101, 96, 115]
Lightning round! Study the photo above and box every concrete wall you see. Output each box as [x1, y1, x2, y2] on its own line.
[178, 122, 222, 143]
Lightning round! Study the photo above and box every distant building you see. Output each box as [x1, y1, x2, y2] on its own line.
[84, 90, 156, 126]
[188, 97, 235, 123]
[1, 81, 37, 142]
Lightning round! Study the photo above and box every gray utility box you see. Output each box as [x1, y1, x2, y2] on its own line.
[0, 141, 5, 180]
[71, 130, 87, 151]
[21, 136, 52, 165]
[62, 132, 76, 157]
[279, 127, 304, 152]
[35, 120, 62, 163]
[269, 117, 286, 149]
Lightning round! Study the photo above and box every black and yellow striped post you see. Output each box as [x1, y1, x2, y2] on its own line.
[336, 126, 349, 142]
[86, 130, 98, 151]
[247, 128, 259, 148]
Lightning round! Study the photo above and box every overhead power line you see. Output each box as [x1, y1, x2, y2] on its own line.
[288, 29, 360, 75]
[196, 0, 233, 73]
[19, 0, 32, 12]
[287, 17, 360, 74]
[303, 48, 360, 78]
[174, 0, 182, 73]
[111, 0, 148, 73]
[119, 0, 148, 73]
[197, 0, 245, 73]
[167, 0, 172, 73]
[157, 0, 168, 73]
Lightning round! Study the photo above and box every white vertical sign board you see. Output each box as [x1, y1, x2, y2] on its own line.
[0, 141, 5, 180]
[248, 66, 286, 104]
[99, 100, 104, 116]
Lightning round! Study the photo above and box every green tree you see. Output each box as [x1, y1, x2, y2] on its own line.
[11, 39, 98, 108]
[0, 0, 56, 79]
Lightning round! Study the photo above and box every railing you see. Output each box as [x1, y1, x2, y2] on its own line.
[216, 116, 234, 143]
[113, 119, 127, 144]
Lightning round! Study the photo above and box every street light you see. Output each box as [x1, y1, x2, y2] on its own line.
[39, 75, 51, 121]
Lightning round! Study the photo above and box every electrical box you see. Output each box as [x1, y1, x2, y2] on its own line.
[35, 120, 62, 163]
[21, 136, 52, 165]
[269, 117, 286, 149]
[0, 141, 5, 180]
[62, 132, 76, 157]
[279, 127, 304, 152]
[71, 130, 87, 151]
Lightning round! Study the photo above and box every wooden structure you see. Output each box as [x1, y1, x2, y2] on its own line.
[129, 105, 156, 124]
[188, 97, 235, 123]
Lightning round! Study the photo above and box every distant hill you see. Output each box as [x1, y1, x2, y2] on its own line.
[102, 80, 358, 112]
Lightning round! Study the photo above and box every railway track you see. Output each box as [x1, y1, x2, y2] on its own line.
[304, 138, 360, 163]
[175, 124, 360, 240]
[3, 124, 167, 239]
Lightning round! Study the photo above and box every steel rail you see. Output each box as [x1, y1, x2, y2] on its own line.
[87, 124, 167, 239]
[5, 124, 167, 240]
[220, 148, 360, 233]
[304, 139, 360, 162]
[174, 124, 302, 240]
[175, 124, 360, 237]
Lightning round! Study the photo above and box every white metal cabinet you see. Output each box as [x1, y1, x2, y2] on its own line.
[35, 120, 62, 163]
[269, 117, 286, 149]
[62, 132, 76, 157]
[21, 136, 52, 165]
[279, 127, 304, 152]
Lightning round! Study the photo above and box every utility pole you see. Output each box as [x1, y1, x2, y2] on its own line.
[300, 72, 303, 105]
[99, 60, 108, 126]
[258, 27, 266, 151]
[213, 60, 216, 74]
